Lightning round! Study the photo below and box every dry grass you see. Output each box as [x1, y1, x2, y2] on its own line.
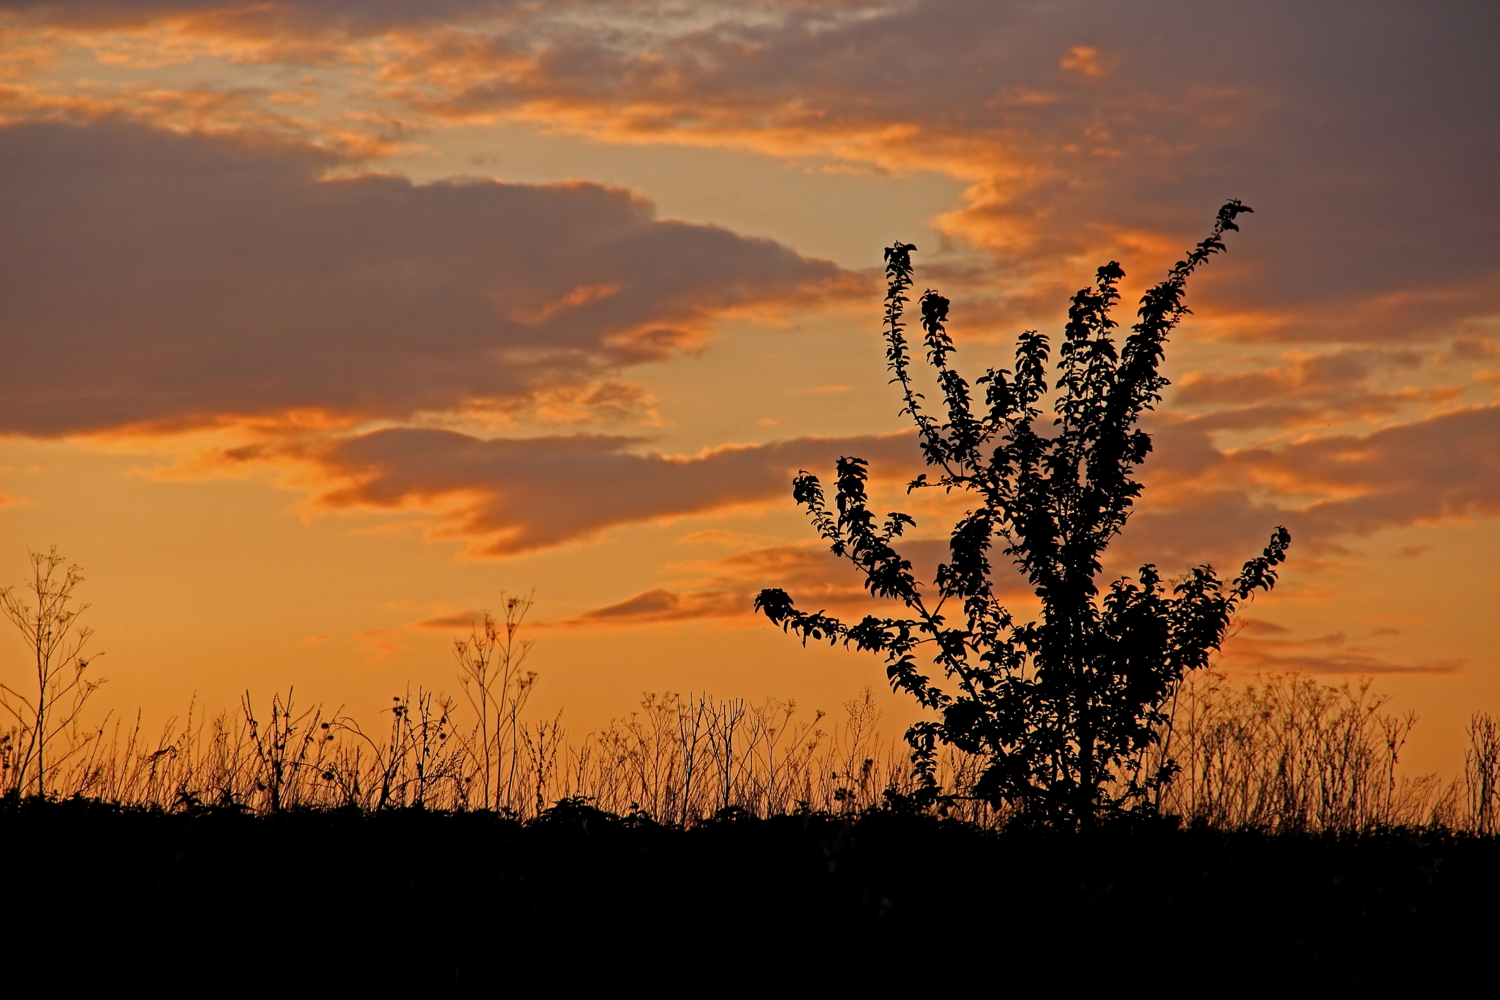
[0, 684, 1000, 823]
[3, 602, 1496, 832]
[1150, 672, 1487, 831]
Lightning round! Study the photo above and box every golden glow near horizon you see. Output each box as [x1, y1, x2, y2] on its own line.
[2, 2, 1497, 776]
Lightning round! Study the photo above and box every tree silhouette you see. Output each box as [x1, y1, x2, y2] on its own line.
[756, 201, 1290, 826]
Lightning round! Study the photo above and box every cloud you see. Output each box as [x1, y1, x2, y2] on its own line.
[547, 530, 1035, 630]
[518, 405, 1500, 630]
[1109, 405, 1500, 572]
[552, 588, 749, 628]
[347, 0, 1499, 340]
[1155, 344, 1485, 441]
[195, 397, 1494, 572]
[1219, 629, 1459, 676]
[413, 611, 486, 630]
[1196, 613, 1456, 676]
[0, 118, 858, 435]
[349, 626, 406, 661]
[1393, 543, 1432, 559]
[291, 428, 925, 555]
[543, 545, 871, 630]
[1, 0, 510, 30]
[1174, 347, 1417, 406]
[1239, 406, 1500, 535]
[7, 4, 1495, 351]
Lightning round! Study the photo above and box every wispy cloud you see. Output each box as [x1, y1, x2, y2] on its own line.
[1220, 628, 1459, 676]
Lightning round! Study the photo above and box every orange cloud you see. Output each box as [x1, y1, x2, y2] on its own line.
[1164, 346, 1474, 435]
[1058, 45, 1103, 78]
[1231, 407, 1500, 533]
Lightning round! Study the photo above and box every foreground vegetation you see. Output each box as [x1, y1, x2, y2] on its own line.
[5, 564, 1499, 981]
[4, 552, 1499, 836]
[6, 663, 1500, 835]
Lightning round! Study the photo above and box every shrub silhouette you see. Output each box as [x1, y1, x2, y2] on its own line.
[756, 201, 1290, 826]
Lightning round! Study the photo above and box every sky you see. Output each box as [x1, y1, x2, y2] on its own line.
[1, 0, 1497, 775]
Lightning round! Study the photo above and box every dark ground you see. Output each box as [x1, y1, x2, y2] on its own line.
[4, 797, 1496, 988]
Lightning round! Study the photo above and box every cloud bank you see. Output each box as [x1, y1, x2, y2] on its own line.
[0, 119, 856, 435]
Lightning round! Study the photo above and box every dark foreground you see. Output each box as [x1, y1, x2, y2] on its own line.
[5, 797, 1497, 987]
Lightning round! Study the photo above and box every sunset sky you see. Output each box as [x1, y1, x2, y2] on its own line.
[1, 0, 1496, 774]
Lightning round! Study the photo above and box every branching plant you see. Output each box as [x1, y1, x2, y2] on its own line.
[451, 595, 537, 813]
[1, 547, 103, 797]
[756, 202, 1291, 826]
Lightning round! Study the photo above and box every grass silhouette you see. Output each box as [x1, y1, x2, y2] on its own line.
[6, 662, 1499, 833]
[4, 561, 1497, 833]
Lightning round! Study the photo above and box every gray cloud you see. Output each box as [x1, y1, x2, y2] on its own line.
[1112, 405, 1500, 571]
[1240, 406, 1500, 536]
[1163, 346, 1462, 434]
[0, 119, 855, 434]
[5, 3, 1496, 597]
[277, 402, 1500, 569]
[551, 588, 750, 627]
[0, 0, 514, 30]
[301, 428, 924, 554]
[545, 537, 939, 629]
[1220, 631, 1459, 675]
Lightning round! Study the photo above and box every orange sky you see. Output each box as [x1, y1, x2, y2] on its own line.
[2, 0, 1497, 777]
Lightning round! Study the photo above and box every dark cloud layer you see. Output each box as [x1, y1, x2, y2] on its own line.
[0, 119, 853, 434]
[0, 0, 512, 30]
[355, 0, 1500, 340]
[10, 2, 1495, 342]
